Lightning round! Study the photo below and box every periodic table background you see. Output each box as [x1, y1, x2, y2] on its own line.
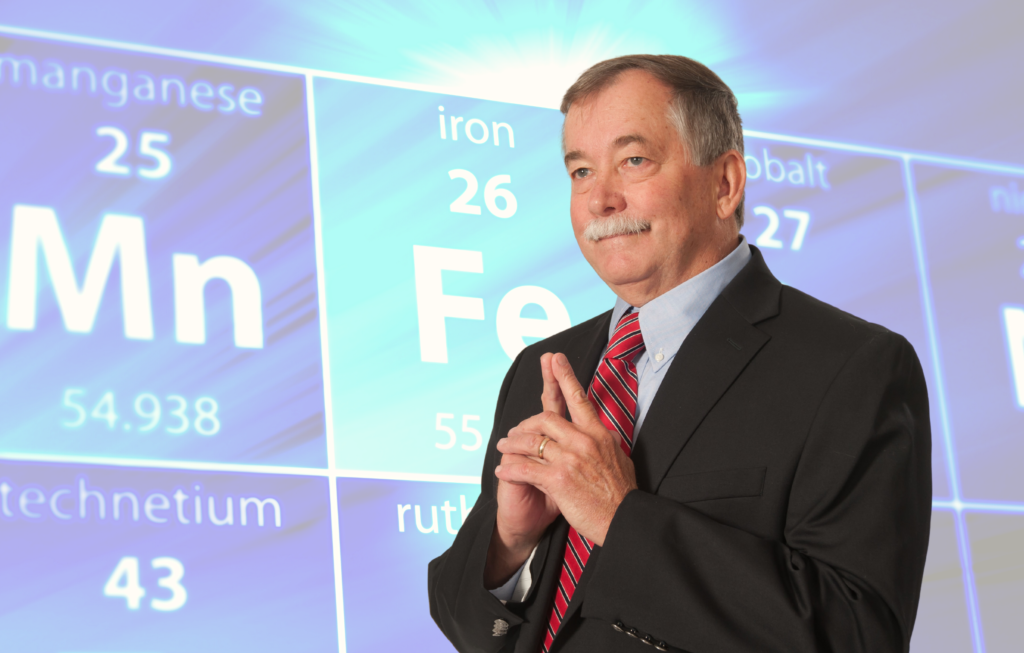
[0, 3, 1022, 652]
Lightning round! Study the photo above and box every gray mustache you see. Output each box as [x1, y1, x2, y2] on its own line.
[583, 216, 652, 242]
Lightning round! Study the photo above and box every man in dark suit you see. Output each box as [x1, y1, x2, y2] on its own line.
[428, 55, 931, 653]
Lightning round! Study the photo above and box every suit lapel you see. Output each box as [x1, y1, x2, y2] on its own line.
[631, 305, 767, 492]
[631, 246, 781, 493]
[537, 248, 781, 644]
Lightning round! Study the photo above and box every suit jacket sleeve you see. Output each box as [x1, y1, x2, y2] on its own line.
[582, 331, 932, 652]
[429, 348, 532, 652]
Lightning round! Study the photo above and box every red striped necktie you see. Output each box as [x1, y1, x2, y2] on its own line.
[542, 310, 644, 651]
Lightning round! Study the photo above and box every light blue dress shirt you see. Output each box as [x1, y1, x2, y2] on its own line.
[608, 236, 751, 438]
[490, 237, 752, 602]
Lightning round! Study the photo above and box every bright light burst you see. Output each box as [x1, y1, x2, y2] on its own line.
[292, 0, 786, 110]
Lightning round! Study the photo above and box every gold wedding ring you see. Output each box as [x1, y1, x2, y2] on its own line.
[538, 437, 550, 460]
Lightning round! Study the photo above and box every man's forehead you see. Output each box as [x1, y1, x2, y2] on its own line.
[561, 72, 675, 160]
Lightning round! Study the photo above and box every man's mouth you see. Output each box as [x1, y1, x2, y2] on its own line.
[583, 216, 652, 242]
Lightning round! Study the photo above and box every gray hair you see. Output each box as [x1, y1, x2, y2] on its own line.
[561, 54, 745, 227]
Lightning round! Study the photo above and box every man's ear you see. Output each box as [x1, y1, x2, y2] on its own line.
[715, 150, 746, 221]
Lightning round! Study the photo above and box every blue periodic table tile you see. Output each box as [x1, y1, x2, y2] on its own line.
[0, 459, 339, 652]
[0, 34, 327, 468]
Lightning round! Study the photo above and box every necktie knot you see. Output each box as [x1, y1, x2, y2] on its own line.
[605, 311, 645, 360]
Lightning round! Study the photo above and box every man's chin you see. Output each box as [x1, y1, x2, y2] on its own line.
[590, 253, 657, 287]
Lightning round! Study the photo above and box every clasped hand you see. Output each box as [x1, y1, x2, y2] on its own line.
[493, 352, 637, 557]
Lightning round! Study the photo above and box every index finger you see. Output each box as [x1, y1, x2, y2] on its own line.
[540, 352, 567, 417]
[551, 352, 604, 431]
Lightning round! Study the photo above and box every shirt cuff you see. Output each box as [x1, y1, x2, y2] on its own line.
[487, 546, 538, 604]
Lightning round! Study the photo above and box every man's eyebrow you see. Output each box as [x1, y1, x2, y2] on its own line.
[613, 133, 648, 149]
[563, 134, 650, 168]
[564, 150, 585, 167]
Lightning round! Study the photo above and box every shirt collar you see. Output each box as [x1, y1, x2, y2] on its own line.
[608, 236, 752, 372]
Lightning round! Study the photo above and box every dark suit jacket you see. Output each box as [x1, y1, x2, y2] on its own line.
[428, 247, 932, 653]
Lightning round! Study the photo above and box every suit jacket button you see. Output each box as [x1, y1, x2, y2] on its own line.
[641, 635, 654, 645]
[611, 621, 625, 632]
[627, 628, 639, 638]
[655, 642, 669, 651]
[492, 619, 509, 636]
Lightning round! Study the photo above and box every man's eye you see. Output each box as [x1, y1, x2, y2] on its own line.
[572, 168, 591, 179]
[627, 157, 645, 166]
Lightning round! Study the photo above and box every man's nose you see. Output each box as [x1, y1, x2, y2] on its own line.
[588, 171, 626, 217]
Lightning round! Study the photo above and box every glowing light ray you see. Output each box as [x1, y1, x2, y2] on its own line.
[289, 0, 860, 124]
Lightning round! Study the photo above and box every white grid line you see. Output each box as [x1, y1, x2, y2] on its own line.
[305, 71, 348, 653]
[0, 452, 480, 484]
[0, 23, 548, 109]
[2, 22, 1024, 176]
[0, 451, 330, 476]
